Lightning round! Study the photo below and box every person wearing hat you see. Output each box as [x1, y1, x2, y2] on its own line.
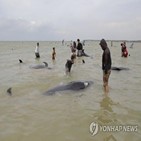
[99, 39, 112, 93]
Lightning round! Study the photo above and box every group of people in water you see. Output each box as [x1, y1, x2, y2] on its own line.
[66, 39, 90, 74]
[34, 39, 89, 76]
[33, 39, 129, 93]
[35, 42, 56, 60]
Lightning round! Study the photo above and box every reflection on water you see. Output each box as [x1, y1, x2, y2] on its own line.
[100, 95, 113, 112]
[92, 94, 118, 140]
[99, 95, 116, 123]
[93, 94, 118, 124]
[92, 91, 141, 140]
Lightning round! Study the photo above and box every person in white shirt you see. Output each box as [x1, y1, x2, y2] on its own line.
[35, 42, 40, 58]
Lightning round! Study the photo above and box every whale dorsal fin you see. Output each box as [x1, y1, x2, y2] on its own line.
[7, 87, 12, 96]
[19, 59, 23, 63]
[43, 62, 48, 67]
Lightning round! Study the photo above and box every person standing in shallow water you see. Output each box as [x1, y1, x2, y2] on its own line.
[76, 39, 83, 56]
[35, 42, 40, 58]
[99, 39, 112, 93]
[52, 47, 56, 60]
[121, 42, 128, 57]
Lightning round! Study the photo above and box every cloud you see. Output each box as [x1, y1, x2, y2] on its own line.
[0, 18, 59, 40]
[0, 0, 141, 40]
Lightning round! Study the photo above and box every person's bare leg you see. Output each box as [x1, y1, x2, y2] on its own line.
[103, 70, 111, 94]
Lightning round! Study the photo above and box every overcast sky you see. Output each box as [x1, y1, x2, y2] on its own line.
[0, 0, 141, 41]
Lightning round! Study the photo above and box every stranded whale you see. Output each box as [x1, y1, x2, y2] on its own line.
[30, 62, 51, 69]
[43, 81, 93, 95]
[111, 67, 129, 71]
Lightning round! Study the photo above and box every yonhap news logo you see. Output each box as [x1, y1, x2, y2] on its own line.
[89, 122, 99, 136]
[89, 122, 138, 136]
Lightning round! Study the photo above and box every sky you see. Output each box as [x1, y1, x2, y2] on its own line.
[0, 0, 141, 41]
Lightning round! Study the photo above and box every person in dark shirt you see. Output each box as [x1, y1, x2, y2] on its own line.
[77, 39, 83, 56]
[99, 39, 112, 92]
[65, 59, 73, 74]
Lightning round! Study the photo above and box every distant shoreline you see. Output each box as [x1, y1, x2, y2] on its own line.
[84, 40, 141, 43]
[0, 40, 141, 42]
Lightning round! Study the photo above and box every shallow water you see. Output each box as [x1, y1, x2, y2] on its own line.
[0, 41, 141, 141]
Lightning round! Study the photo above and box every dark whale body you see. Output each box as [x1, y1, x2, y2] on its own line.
[43, 81, 93, 95]
[111, 67, 129, 71]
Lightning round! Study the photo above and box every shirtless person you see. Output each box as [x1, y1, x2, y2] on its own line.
[52, 47, 56, 60]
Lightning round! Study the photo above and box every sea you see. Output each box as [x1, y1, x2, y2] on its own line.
[0, 40, 141, 141]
